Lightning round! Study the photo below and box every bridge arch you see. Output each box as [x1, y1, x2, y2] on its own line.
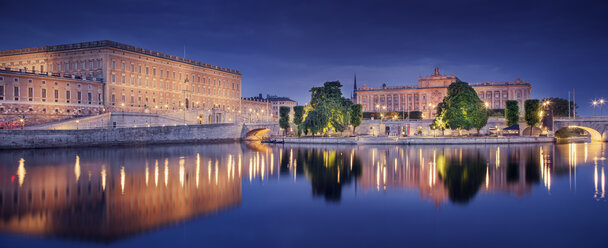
[556, 125, 603, 141]
[244, 128, 271, 141]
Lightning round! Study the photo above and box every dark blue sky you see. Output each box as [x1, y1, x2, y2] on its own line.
[1, 0, 607, 114]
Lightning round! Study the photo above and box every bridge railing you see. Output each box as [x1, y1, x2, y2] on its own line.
[555, 117, 608, 121]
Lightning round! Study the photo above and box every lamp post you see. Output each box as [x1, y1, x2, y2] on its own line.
[543, 100, 553, 135]
[19, 117, 24, 130]
[76, 120, 80, 130]
[593, 100, 598, 116]
[249, 108, 252, 123]
[427, 103, 435, 119]
[600, 98, 605, 117]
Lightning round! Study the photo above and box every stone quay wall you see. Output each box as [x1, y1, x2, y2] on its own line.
[0, 123, 244, 149]
[281, 136, 555, 145]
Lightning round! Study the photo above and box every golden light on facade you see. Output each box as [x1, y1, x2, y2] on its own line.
[17, 158, 26, 187]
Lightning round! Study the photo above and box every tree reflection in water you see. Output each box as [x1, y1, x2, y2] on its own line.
[287, 148, 362, 202]
[438, 152, 487, 204]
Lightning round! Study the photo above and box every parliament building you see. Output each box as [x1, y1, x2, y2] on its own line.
[0, 40, 242, 125]
[353, 67, 532, 119]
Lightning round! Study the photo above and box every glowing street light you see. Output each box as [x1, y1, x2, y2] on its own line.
[600, 98, 606, 117]
[593, 100, 598, 116]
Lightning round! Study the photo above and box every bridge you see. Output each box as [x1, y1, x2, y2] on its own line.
[242, 122, 280, 141]
[553, 117, 608, 141]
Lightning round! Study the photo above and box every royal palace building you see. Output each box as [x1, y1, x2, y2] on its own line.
[0, 40, 242, 125]
[353, 67, 532, 119]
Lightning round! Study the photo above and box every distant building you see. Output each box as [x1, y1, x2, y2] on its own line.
[353, 67, 531, 119]
[241, 96, 271, 122]
[247, 93, 297, 120]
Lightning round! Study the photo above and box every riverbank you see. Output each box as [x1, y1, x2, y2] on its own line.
[280, 136, 555, 145]
[0, 123, 243, 149]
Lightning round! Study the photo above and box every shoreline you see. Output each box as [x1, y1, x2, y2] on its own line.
[279, 136, 556, 145]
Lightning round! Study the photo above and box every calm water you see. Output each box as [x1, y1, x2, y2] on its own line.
[0, 142, 606, 247]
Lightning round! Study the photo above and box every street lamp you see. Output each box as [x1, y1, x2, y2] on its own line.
[76, 120, 80, 129]
[592, 100, 598, 116]
[600, 98, 605, 117]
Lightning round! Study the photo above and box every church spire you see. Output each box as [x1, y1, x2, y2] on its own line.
[352, 73, 358, 101]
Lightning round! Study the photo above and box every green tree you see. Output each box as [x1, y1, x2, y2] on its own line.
[279, 106, 291, 136]
[430, 101, 448, 135]
[541, 97, 577, 117]
[293, 105, 305, 137]
[469, 103, 488, 134]
[524, 99, 541, 127]
[293, 106, 304, 125]
[303, 81, 353, 136]
[350, 104, 363, 135]
[302, 109, 328, 136]
[442, 82, 487, 134]
[505, 100, 520, 126]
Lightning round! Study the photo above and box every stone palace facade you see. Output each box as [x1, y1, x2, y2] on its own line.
[353, 67, 532, 119]
[0, 40, 242, 125]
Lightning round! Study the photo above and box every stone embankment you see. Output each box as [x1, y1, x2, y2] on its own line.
[0, 123, 244, 149]
[280, 136, 555, 145]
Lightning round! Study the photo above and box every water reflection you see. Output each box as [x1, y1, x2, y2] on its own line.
[0, 142, 606, 243]
[0, 146, 243, 241]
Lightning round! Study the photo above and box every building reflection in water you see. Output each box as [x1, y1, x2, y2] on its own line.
[0, 142, 606, 242]
[0, 145, 244, 242]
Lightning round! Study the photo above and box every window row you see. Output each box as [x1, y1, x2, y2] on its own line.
[0, 86, 101, 104]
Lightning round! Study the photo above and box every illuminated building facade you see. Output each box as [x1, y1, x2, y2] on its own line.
[354, 67, 532, 119]
[0, 69, 105, 125]
[245, 93, 298, 121]
[241, 96, 272, 122]
[0, 40, 242, 124]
